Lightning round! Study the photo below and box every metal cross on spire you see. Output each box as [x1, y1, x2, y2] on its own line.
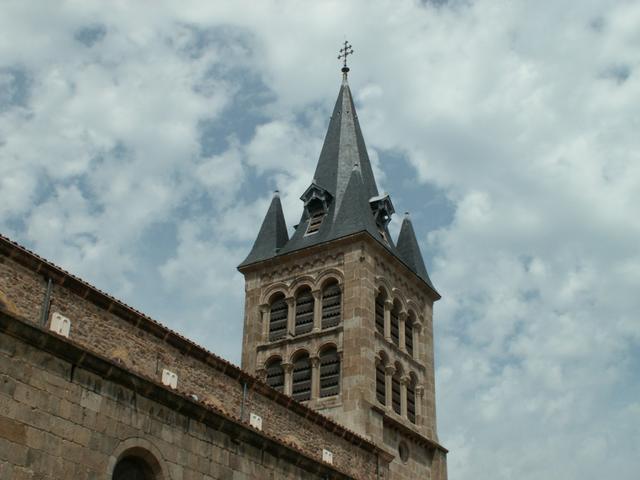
[338, 40, 354, 73]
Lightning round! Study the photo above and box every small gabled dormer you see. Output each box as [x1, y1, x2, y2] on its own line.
[369, 194, 395, 244]
[301, 183, 333, 236]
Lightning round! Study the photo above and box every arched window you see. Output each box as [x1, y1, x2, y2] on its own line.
[269, 293, 287, 341]
[390, 300, 401, 347]
[376, 353, 387, 405]
[321, 280, 341, 329]
[265, 357, 284, 393]
[405, 311, 415, 356]
[392, 363, 402, 415]
[375, 289, 386, 335]
[291, 352, 311, 402]
[407, 374, 417, 424]
[319, 347, 340, 397]
[113, 456, 155, 480]
[294, 287, 314, 335]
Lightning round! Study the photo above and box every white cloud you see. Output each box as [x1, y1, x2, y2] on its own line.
[1, 1, 638, 479]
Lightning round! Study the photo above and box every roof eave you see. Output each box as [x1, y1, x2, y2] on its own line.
[237, 231, 440, 301]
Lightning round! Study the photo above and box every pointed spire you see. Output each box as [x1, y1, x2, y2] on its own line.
[396, 213, 436, 289]
[239, 191, 289, 267]
[312, 74, 379, 216]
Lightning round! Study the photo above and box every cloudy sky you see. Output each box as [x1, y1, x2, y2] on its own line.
[1, 0, 639, 478]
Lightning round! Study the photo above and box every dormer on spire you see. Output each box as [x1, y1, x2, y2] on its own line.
[300, 183, 333, 236]
[369, 193, 395, 229]
[238, 191, 289, 267]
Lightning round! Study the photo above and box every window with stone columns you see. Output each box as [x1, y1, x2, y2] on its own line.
[319, 346, 340, 397]
[265, 357, 284, 393]
[321, 279, 341, 329]
[405, 310, 416, 357]
[294, 286, 314, 335]
[268, 293, 287, 341]
[390, 300, 401, 347]
[291, 351, 312, 402]
[375, 289, 386, 335]
[392, 362, 402, 415]
[407, 372, 417, 423]
[376, 352, 388, 405]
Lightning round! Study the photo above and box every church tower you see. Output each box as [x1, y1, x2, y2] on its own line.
[238, 45, 448, 479]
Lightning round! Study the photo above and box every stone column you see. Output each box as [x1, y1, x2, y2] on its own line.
[413, 322, 423, 360]
[337, 351, 343, 396]
[311, 356, 320, 399]
[400, 375, 409, 418]
[285, 297, 295, 337]
[259, 303, 270, 341]
[416, 385, 425, 427]
[384, 365, 395, 410]
[283, 362, 294, 396]
[312, 289, 322, 332]
[399, 311, 407, 352]
[384, 300, 393, 342]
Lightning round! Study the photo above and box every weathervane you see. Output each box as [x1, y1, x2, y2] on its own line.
[338, 40, 354, 73]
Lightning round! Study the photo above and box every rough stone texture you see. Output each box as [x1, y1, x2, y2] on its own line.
[0, 240, 387, 480]
[239, 232, 448, 480]
[0, 329, 364, 480]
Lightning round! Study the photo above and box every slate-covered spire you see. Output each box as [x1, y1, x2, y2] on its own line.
[396, 213, 436, 290]
[239, 191, 289, 267]
[312, 72, 379, 214]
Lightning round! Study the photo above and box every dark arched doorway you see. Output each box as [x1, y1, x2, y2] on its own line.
[112, 456, 155, 480]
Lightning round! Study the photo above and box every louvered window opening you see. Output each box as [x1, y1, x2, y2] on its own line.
[295, 290, 314, 335]
[321, 283, 341, 329]
[392, 375, 401, 415]
[405, 320, 414, 356]
[305, 212, 325, 235]
[390, 308, 400, 347]
[376, 362, 386, 405]
[407, 381, 416, 423]
[292, 355, 311, 402]
[265, 360, 284, 393]
[269, 296, 288, 341]
[375, 294, 385, 335]
[319, 349, 340, 397]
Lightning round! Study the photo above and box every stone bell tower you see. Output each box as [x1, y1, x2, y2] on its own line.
[238, 45, 448, 480]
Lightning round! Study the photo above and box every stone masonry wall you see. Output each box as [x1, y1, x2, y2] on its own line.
[0, 247, 384, 480]
[0, 328, 359, 479]
[239, 233, 448, 480]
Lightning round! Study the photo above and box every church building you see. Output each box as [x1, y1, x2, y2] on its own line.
[0, 47, 447, 479]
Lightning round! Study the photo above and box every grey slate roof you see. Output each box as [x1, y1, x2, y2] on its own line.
[239, 192, 289, 267]
[239, 73, 437, 294]
[278, 75, 391, 256]
[312, 76, 379, 213]
[396, 214, 436, 290]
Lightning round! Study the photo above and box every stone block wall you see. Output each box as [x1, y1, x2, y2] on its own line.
[0, 324, 369, 479]
[238, 233, 448, 480]
[0, 238, 387, 480]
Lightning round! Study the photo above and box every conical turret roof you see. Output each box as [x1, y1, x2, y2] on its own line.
[239, 192, 289, 267]
[396, 213, 435, 289]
